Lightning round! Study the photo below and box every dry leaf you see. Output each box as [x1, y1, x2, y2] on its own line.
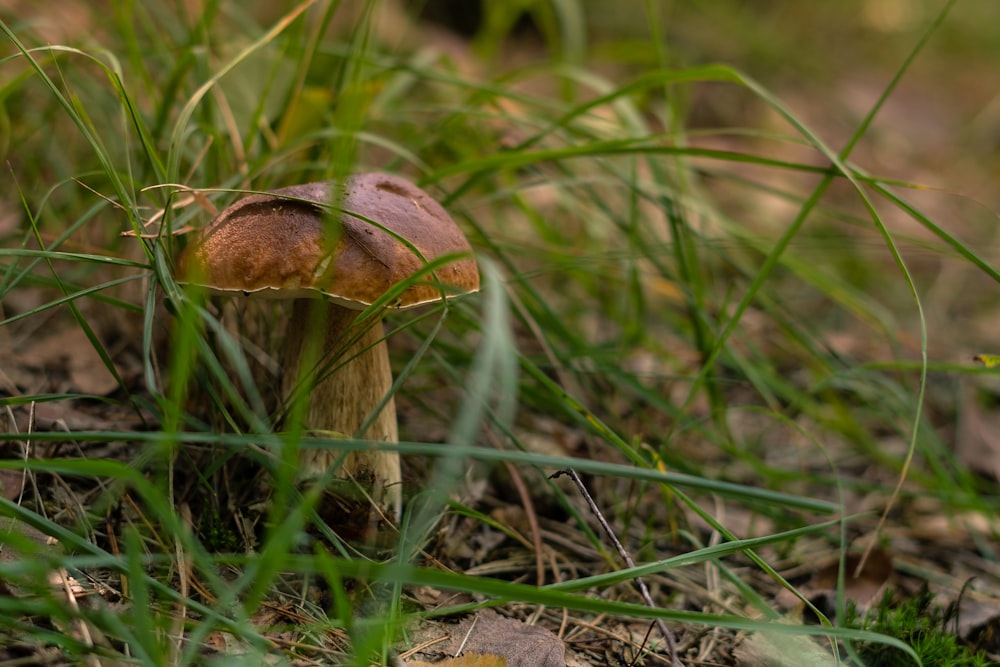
[120, 223, 196, 238]
[30, 401, 119, 431]
[955, 593, 1000, 652]
[0, 468, 25, 502]
[443, 610, 565, 667]
[0, 518, 62, 596]
[0, 517, 100, 650]
[734, 629, 838, 667]
[17, 327, 120, 396]
[811, 548, 893, 612]
[0, 206, 18, 238]
[405, 653, 507, 667]
[964, 613, 1000, 655]
[777, 547, 893, 618]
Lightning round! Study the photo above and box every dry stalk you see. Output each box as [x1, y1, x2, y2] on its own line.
[551, 469, 682, 667]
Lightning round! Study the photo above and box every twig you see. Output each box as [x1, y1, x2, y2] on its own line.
[454, 612, 479, 657]
[488, 428, 546, 587]
[552, 469, 682, 667]
[504, 461, 546, 587]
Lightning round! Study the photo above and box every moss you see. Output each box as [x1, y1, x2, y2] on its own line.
[846, 587, 990, 667]
[197, 507, 242, 553]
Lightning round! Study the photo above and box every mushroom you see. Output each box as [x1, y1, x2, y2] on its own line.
[178, 172, 479, 522]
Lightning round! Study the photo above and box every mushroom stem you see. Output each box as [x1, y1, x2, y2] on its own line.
[282, 298, 402, 520]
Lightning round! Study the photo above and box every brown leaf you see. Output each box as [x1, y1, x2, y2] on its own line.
[955, 592, 1000, 652]
[17, 327, 121, 396]
[964, 613, 1000, 655]
[0, 468, 25, 502]
[811, 547, 893, 611]
[0, 205, 18, 238]
[0, 517, 61, 597]
[777, 547, 893, 618]
[30, 401, 119, 431]
[405, 654, 507, 667]
[443, 610, 564, 667]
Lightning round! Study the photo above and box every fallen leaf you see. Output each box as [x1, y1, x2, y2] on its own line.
[965, 613, 1000, 655]
[777, 547, 893, 619]
[405, 653, 507, 667]
[811, 548, 893, 612]
[0, 465, 25, 502]
[30, 401, 119, 431]
[0, 206, 18, 238]
[956, 594, 1000, 653]
[0, 516, 95, 651]
[443, 610, 565, 667]
[734, 627, 838, 667]
[16, 327, 121, 396]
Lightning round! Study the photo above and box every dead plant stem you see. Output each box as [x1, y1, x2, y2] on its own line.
[552, 469, 682, 667]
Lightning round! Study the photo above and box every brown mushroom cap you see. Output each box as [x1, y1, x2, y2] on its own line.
[179, 173, 479, 309]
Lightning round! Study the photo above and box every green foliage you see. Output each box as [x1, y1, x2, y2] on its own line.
[0, 0, 996, 664]
[197, 506, 243, 553]
[846, 588, 990, 667]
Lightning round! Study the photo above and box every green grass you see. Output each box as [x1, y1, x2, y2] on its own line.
[0, 0, 998, 665]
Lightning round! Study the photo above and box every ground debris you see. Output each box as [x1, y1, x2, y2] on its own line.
[404, 609, 565, 667]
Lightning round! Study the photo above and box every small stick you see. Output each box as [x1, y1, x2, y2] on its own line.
[504, 461, 546, 587]
[488, 429, 546, 587]
[552, 469, 682, 667]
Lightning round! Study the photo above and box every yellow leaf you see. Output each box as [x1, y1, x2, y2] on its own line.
[974, 354, 1000, 368]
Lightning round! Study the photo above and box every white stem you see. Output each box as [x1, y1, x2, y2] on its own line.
[283, 299, 402, 520]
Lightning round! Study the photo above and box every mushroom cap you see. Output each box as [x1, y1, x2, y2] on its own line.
[179, 173, 479, 309]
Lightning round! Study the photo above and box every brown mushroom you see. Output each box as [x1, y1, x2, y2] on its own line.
[179, 173, 479, 521]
